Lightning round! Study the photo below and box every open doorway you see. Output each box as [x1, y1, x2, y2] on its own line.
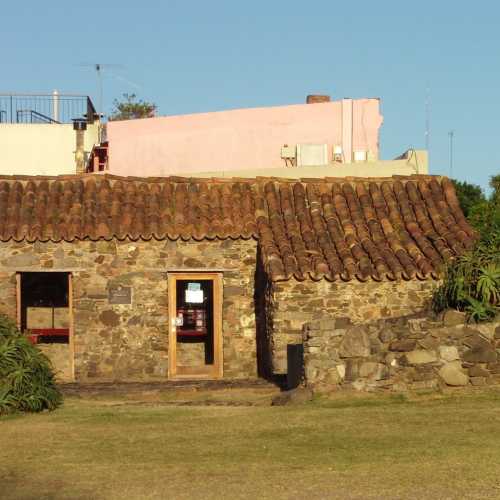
[168, 273, 222, 379]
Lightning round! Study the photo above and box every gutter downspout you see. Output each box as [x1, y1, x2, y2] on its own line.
[341, 98, 353, 163]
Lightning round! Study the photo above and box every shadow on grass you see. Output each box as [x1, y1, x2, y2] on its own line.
[1, 470, 95, 500]
[312, 386, 500, 410]
[310, 392, 410, 409]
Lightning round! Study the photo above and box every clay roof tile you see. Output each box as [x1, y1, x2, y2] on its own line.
[0, 173, 475, 281]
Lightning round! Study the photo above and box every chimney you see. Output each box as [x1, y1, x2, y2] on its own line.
[306, 94, 331, 104]
[73, 119, 87, 174]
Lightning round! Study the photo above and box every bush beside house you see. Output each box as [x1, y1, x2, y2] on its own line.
[0, 316, 62, 415]
[435, 175, 500, 321]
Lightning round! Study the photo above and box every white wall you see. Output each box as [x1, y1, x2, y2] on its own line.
[0, 123, 99, 176]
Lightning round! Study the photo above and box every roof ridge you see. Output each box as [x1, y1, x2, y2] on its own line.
[0, 173, 446, 184]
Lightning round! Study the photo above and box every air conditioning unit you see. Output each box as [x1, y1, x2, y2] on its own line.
[281, 144, 296, 167]
[280, 145, 296, 160]
[296, 144, 328, 166]
[333, 145, 343, 163]
[353, 150, 367, 162]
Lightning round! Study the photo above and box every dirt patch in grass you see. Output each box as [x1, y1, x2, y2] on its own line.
[2, 389, 500, 499]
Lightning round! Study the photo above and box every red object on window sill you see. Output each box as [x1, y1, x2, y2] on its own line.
[176, 329, 207, 337]
[27, 328, 69, 344]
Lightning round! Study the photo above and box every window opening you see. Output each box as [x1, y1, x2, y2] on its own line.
[19, 272, 70, 344]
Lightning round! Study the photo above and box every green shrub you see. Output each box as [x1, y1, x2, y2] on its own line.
[435, 174, 500, 322]
[432, 242, 499, 322]
[0, 316, 62, 415]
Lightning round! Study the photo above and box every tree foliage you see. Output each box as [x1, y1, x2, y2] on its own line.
[467, 174, 500, 246]
[0, 316, 62, 415]
[433, 174, 500, 321]
[109, 93, 157, 121]
[452, 179, 485, 217]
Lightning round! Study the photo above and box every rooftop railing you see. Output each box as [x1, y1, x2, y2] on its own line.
[0, 93, 98, 124]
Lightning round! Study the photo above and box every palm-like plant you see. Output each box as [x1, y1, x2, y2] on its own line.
[433, 243, 499, 322]
[0, 316, 62, 415]
[476, 264, 500, 305]
[465, 296, 497, 323]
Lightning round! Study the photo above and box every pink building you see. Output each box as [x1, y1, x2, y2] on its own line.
[104, 95, 383, 177]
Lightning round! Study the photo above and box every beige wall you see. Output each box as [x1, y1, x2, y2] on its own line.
[187, 150, 428, 179]
[0, 123, 99, 176]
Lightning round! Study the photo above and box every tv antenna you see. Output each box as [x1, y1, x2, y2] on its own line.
[425, 85, 431, 154]
[78, 63, 124, 119]
[448, 130, 454, 178]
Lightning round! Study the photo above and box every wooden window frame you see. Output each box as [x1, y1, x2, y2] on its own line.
[16, 271, 75, 381]
[167, 272, 223, 380]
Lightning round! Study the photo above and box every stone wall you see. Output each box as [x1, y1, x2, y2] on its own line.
[0, 238, 258, 381]
[269, 278, 438, 374]
[303, 311, 500, 392]
[38, 344, 72, 382]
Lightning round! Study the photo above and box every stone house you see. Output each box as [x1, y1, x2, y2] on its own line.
[0, 173, 476, 384]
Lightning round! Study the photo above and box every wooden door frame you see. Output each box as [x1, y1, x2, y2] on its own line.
[15, 273, 21, 330]
[15, 271, 75, 382]
[68, 273, 75, 381]
[167, 272, 223, 380]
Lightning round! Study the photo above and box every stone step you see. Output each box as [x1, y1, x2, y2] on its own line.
[59, 378, 282, 406]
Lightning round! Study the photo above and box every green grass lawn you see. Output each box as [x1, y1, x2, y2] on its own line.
[2, 389, 500, 499]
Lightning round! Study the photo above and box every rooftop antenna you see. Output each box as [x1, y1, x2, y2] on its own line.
[78, 63, 124, 119]
[425, 85, 431, 154]
[448, 130, 454, 178]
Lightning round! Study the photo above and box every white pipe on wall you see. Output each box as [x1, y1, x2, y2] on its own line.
[341, 98, 353, 163]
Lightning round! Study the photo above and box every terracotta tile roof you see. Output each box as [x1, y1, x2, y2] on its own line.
[0, 174, 476, 281]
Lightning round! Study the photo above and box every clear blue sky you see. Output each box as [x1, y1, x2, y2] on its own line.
[2, 0, 499, 190]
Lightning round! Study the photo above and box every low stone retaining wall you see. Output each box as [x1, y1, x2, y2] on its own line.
[303, 312, 500, 392]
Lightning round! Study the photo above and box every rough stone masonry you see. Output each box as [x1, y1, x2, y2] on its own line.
[303, 310, 500, 392]
[0, 238, 259, 381]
